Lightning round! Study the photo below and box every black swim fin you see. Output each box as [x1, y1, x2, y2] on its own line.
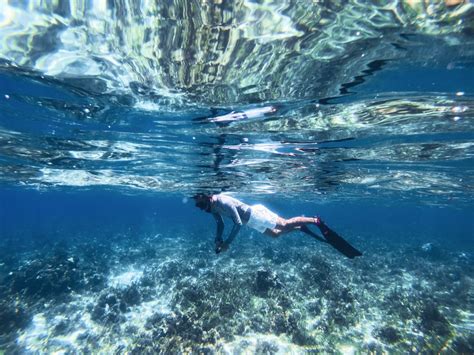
[317, 219, 362, 259]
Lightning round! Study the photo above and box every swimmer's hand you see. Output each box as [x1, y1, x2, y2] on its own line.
[215, 241, 229, 254]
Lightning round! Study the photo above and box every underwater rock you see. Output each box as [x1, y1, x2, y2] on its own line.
[337, 287, 354, 304]
[420, 303, 451, 336]
[300, 255, 333, 291]
[251, 313, 271, 333]
[290, 323, 315, 346]
[145, 312, 173, 333]
[324, 285, 358, 328]
[0, 300, 31, 335]
[382, 289, 421, 321]
[146, 310, 203, 345]
[177, 285, 208, 311]
[376, 325, 402, 344]
[276, 293, 292, 309]
[273, 314, 290, 335]
[3, 242, 109, 306]
[85, 273, 106, 290]
[193, 345, 215, 354]
[121, 283, 142, 306]
[161, 260, 184, 279]
[452, 334, 474, 353]
[91, 291, 127, 324]
[419, 243, 445, 260]
[326, 303, 356, 328]
[52, 318, 73, 336]
[7, 253, 83, 301]
[130, 337, 157, 355]
[365, 341, 384, 353]
[161, 311, 204, 343]
[255, 340, 279, 354]
[218, 301, 237, 318]
[254, 269, 282, 297]
[189, 257, 208, 270]
[306, 300, 322, 316]
[272, 311, 315, 346]
[139, 272, 156, 288]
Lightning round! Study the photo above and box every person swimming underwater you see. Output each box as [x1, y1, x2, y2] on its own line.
[193, 193, 362, 258]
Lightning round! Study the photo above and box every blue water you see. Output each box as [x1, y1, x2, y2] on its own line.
[1, 1, 474, 353]
[1, 189, 473, 249]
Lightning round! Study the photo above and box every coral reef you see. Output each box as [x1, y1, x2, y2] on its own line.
[0, 230, 472, 353]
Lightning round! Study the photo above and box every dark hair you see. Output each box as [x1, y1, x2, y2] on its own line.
[193, 193, 211, 212]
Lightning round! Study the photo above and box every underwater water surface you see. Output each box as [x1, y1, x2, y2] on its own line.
[0, 1, 474, 353]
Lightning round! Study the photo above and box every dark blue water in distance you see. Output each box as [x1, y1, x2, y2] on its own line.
[1, 190, 473, 251]
[1, 1, 474, 353]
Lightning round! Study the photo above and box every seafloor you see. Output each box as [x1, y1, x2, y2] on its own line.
[0, 224, 473, 354]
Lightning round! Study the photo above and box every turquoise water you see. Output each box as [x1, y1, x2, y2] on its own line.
[0, 1, 473, 353]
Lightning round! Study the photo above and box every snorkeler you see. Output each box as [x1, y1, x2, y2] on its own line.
[193, 193, 362, 258]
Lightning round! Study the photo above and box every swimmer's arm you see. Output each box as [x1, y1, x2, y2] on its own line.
[224, 223, 241, 248]
[213, 213, 224, 244]
[223, 206, 242, 248]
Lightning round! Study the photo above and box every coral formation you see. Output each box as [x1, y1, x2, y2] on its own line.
[0, 230, 472, 353]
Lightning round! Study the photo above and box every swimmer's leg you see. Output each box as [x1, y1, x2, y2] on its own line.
[264, 216, 319, 238]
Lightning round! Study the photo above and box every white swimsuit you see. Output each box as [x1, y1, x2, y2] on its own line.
[246, 204, 278, 233]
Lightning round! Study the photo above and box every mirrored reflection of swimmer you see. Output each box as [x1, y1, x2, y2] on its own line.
[193, 193, 362, 259]
[208, 106, 277, 123]
[191, 105, 278, 190]
[193, 105, 277, 125]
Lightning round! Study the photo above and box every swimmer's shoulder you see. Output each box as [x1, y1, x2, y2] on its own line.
[214, 194, 244, 207]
